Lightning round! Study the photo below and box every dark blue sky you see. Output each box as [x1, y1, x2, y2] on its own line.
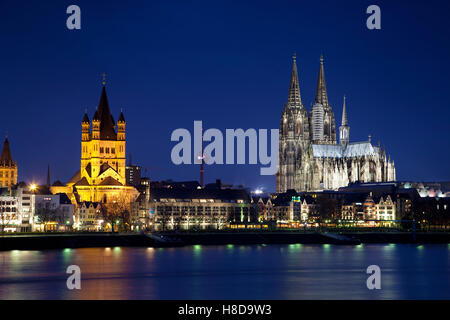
[0, 0, 449, 192]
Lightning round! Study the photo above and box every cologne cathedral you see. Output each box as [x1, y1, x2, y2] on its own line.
[276, 55, 396, 193]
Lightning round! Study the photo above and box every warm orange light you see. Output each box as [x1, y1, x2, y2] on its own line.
[30, 184, 37, 191]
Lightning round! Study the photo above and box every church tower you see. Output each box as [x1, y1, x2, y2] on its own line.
[310, 55, 336, 144]
[79, 82, 127, 187]
[276, 54, 310, 193]
[80, 83, 127, 184]
[65, 77, 139, 204]
[0, 137, 17, 188]
[339, 95, 350, 146]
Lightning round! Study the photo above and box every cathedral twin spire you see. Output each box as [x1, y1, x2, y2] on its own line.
[285, 54, 345, 145]
[314, 55, 329, 107]
[287, 54, 330, 109]
[287, 54, 331, 110]
[287, 53, 303, 107]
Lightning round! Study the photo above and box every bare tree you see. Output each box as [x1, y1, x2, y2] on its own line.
[316, 196, 338, 227]
[101, 195, 133, 232]
[35, 207, 59, 232]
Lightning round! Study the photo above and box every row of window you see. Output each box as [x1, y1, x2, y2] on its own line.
[156, 217, 229, 222]
[84, 145, 124, 153]
[79, 215, 97, 220]
[0, 207, 17, 212]
[159, 199, 245, 204]
[0, 172, 14, 178]
[156, 206, 248, 216]
[0, 181, 15, 187]
[0, 213, 17, 219]
[0, 201, 16, 205]
[100, 147, 115, 154]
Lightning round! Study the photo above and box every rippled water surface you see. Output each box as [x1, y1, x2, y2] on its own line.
[0, 244, 449, 299]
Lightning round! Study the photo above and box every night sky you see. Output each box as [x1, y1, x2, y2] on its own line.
[0, 0, 449, 192]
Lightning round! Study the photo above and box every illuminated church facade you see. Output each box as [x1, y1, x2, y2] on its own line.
[52, 81, 139, 204]
[0, 137, 17, 188]
[276, 55, 396, 193]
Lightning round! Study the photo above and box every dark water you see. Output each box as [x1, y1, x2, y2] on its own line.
[0, 244, 449, 299]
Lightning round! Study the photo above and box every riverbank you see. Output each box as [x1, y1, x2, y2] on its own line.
[1, 231, 450, 251]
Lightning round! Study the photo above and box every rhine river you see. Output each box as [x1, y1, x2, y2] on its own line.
[0, 244, 449, 299]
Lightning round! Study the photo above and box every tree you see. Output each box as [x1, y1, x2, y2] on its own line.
[316, 196, 338, 227]
[100, 194, 133, 232]
[35, 207, 59, 232]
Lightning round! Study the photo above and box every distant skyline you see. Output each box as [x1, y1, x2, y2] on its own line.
[0, 0, 449, 192]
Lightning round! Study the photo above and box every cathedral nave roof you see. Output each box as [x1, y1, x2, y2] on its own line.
[344, 142, 378, 157]
[312, 142, 379, 159]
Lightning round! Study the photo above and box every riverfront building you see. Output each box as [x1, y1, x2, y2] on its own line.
[74, 201, 103, 231]
[0, 183, 34, 232]
[0, 137, 17, 189]
[33, 192, 74, 232]
[148, 180, 253, 230]
[255, 182, 417, 226]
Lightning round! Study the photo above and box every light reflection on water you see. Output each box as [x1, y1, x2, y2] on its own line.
[0, 244, 449, 300]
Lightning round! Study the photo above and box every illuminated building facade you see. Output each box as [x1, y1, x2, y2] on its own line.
[375, 195, 396, 221]
[33, 193, 74, 232]
[0, 137, 17, 188]
[52, 81, 139, 204]
[75, 201, 102, 231]
[277, 55, 396, 193]
[0, 184, 34, 232]
[149, 186, 252, 230]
